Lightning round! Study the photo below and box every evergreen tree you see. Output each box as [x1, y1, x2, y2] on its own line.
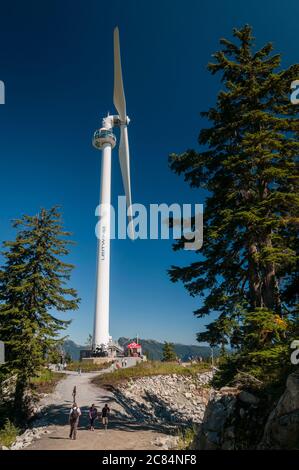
[47, 344, 63, 365]
[169, 26, 299, 383]
[162, 342, 177, 362]
[0, 207, 80, 417]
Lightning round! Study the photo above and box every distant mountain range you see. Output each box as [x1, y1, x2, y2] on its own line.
[118, 337, 217, 361]
[62, 340, 87, 361]
[62, 338, 217, 362]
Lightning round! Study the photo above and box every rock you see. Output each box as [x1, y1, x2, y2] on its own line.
[153, 435, 179, 450]
[115, 370, 215, 429]
[224, 426, 235, 439]
[192, 392, 238, 450]
[239, 391, 260, 405]
[286, 372, 299, 403]
[1, 445, 9, 450]
[259, 371, 299, 449]
[154, 439, 164, 447]
[222, 439, 235, 450]
[7, 424, 49, 451]
[192, 370, 299, 450]
[206, 431, 220, 446]
[11, 442, 24, 450]
[219, 386, 239, 395]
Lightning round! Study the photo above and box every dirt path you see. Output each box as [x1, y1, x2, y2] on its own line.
[27, 370, 167, 450]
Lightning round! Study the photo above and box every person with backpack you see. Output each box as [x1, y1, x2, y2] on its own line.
[89, 403, 98, 431]
[101, 403, 110, 430]
[69, 402, 81, 440]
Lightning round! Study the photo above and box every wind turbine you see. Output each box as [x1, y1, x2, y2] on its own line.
[92, 27, 133, 352]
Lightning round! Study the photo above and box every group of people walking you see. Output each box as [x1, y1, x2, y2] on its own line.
[69, 386, 110, 440]
[88, 403, 110, 431]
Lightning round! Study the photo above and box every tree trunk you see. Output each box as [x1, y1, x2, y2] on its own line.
[248, 242, 262, 309]
[261, 234, 281, 314]
[13, 374, 27, 424]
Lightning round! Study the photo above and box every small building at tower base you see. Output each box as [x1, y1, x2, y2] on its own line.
[126, 342, 142, 357]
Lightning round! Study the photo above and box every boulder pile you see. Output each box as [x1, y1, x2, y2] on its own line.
[115, 371, 214, 427]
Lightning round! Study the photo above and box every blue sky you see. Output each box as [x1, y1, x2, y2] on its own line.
[0, 0, 298, 345]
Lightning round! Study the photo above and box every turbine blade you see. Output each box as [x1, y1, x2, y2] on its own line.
[119, 125, 134, 240]
[113, 27, 126, 122]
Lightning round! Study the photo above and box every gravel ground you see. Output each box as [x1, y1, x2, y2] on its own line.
[23, 366, 171, 450]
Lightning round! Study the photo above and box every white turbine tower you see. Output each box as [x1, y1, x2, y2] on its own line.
[92, 27, 133, 352]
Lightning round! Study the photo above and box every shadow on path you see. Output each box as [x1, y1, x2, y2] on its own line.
[34, 402, 166, 435]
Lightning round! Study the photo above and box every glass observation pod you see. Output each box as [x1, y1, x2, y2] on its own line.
[93, 128, 116, 149]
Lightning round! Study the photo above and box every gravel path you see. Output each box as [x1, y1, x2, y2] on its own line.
[27, 368, 168, 450]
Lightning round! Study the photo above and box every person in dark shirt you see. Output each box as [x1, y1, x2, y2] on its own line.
[101, 403, 110, 430]
[89, 403, 98, 431]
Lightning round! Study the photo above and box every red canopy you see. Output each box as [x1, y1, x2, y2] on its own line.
[127, 342, 141, 349]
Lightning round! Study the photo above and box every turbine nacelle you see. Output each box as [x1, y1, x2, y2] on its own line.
[102, 114, 130, 130]
[93, 114, 130, 150]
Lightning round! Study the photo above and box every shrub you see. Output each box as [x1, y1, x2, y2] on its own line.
[66, 361, 110, 372]
[30, 368, 64, 394]
[0, 419, 19, 447]
[92, 360, 210, 388]
[177, 425, 198, 450]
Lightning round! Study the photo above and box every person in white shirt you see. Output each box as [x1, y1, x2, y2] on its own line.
[69, 402, 81, 440]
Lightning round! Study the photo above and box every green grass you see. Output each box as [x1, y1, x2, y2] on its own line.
[0, 419, 20, 448]
[30, 368, 65, 394]
[177, 425, 198, 450]
[92, 360, 210, 388]
[66, 361, 110, 372]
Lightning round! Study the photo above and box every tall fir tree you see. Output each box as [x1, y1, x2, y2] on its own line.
[162, 342, 177, 362]
[168, 25, 299, 383]
[0, 207, 80, 416]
